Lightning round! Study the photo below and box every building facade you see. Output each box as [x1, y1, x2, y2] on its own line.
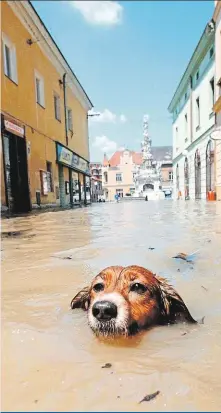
[102, 150, 138, 201]
[213, 1, 221, 200]
[102, 146, 172, 201]
[90, 162, 103, 202]
[168, 24, 215, 200]
[1, 1, 92, 213]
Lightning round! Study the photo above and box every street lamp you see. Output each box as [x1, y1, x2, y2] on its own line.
[87, 111, 101, 119]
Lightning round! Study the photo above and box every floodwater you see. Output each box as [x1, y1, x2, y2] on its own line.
[1, 200, 221, 412]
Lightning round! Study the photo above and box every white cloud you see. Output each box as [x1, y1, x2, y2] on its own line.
[92, 135, 117, 154]
[119, 114, 127, 123]
[88, 108, 127, 124]
[70, 1, 123, 26]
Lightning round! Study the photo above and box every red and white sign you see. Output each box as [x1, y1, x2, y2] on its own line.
[4, 119, 25, 137]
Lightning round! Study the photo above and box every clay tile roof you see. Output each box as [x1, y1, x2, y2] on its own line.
[105, 146, 172, 167]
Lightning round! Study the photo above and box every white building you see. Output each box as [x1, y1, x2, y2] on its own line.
[213, 1, 221, 200]
[168, 23, 216, 200]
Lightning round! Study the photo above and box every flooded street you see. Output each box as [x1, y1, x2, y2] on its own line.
[1, 201, 221, 412]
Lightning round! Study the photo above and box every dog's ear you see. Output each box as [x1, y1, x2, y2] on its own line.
[70, 286, 90, 311]
[155, 275, 197, 324]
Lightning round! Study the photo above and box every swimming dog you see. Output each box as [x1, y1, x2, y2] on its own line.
[70, 265, 196, 337]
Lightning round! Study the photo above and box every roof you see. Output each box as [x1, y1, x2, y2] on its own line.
[27, 1, 93, 109]
[106, 147, 172, 167]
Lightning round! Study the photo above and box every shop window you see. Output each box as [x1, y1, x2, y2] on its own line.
[2, 33, 18, 84]
[54, 93, 61, 121]
[46, 161, 53, 192]
[35, 71, 45, 107]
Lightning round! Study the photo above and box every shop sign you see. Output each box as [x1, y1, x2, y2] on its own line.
[3, 115, 25, 138]
[56, 143, 90, 174]
[40, 170, 49, 195]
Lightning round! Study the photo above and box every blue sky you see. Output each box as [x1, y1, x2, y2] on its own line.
[32, 0, 214, 162]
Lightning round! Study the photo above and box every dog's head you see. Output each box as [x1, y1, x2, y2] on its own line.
[71, 265, 196, 337]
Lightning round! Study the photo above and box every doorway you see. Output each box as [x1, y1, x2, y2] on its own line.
[2, 133, 31, 213]
[184, 157, 189, 199]
[195, 149, 201, 200]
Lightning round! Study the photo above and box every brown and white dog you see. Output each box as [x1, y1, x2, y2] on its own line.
[70, 265, 197, 337]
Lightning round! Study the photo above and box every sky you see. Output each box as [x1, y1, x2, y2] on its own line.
[32, 0, 214, 162]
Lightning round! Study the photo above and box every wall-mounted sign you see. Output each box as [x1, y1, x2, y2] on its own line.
[40, 170, 48, 195]
[3, 115, 25, 138]
[56, 143, 90, 175]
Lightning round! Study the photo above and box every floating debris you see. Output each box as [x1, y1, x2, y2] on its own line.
[173, 249, 200, 263]
[1, 230, 29, 238]
[139, 390, 160, 404]
[148, 247, 155, 251]
[101, 363, 112, 369]
[201, 285, 208, 291]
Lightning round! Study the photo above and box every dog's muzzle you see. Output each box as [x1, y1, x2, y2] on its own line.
[92, 300, 118, 322]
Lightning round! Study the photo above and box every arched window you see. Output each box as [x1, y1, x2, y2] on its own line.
[143, 183, 154, 191]
[176, 164, 179, 190]
[206, 140, 215, 194]
[184, 157, 189, 199]
[195, 149, 201, 199]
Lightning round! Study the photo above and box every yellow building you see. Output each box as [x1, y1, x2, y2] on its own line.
[1, 1, 93, 213]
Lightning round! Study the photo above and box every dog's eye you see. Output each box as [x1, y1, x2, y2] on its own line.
[93, 283, 104, 292]
[130, 283, 147, 294]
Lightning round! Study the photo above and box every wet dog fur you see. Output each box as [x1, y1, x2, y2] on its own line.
[70, 265, 196, 337]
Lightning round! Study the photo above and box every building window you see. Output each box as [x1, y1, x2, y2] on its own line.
[210, 78, 215, 110]
[54, 93, 61, 121]
[35, 72, 45, 107]
[185, 92, 187, 101]
[176, 126, 179, 142]
[185, 114, 188, 139]
[67, 108, 73, 131]
[116, 173, 122, 182]
[46, 161, 53, 192]
[169, 171, 173, 181]
[210, 47, 214, 59]
[2, 33, 18, 84]
[196, 71, 199, 81]
[104, 172, 108, 183]
[196, 97, 200, 128]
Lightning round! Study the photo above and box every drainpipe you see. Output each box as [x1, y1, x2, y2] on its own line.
[189, 75, 193, 143]
[62, 73, 73, 206]
[63, 73, 68, 147]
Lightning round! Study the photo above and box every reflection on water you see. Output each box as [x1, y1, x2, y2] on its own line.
[1, 201, 221, 411]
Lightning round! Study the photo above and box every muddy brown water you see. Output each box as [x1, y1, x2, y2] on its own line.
[1, 201, 221, 412]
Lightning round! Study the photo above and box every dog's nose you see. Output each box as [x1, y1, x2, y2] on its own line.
[92, 301, 117, 321]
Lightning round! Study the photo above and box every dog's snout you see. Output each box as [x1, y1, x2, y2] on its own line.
[92, 301, 117, 321]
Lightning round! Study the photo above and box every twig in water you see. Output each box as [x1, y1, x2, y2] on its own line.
[139, 390, 160, 404]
